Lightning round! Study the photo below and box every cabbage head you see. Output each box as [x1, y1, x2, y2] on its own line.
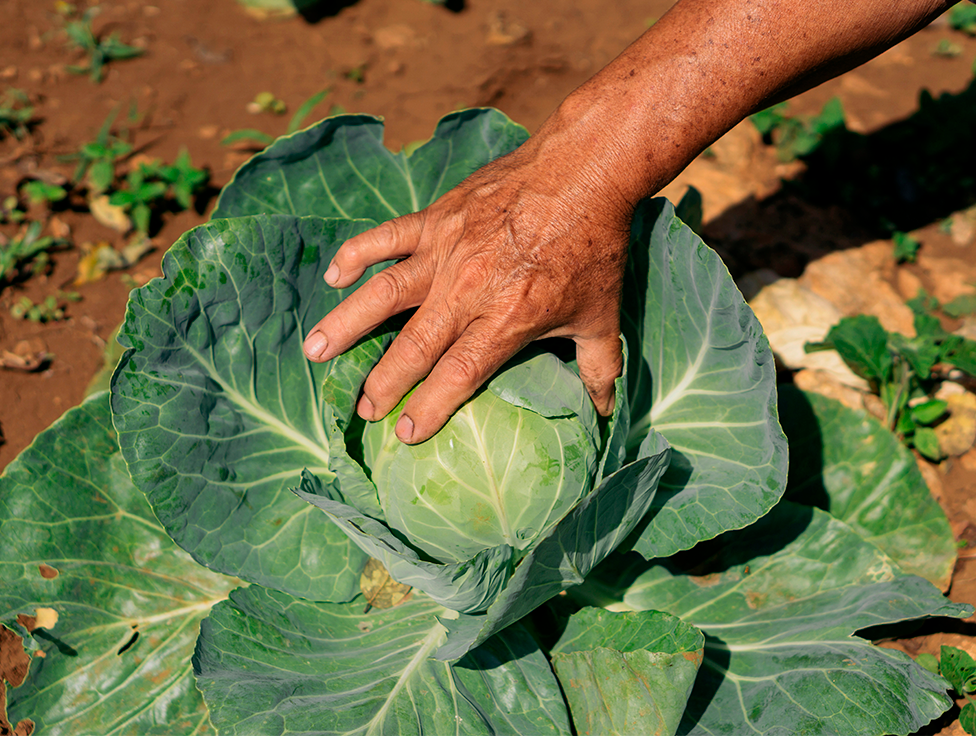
[362, 353, 602, 563]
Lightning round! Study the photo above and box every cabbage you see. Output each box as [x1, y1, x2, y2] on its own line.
[363, 370, 601, 563]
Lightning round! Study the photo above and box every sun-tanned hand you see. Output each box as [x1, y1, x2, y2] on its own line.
[304, 0, 956, 444]
[301, 127, 635, 444]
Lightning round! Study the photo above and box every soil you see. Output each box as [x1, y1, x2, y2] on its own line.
[1, 0, 975, 733]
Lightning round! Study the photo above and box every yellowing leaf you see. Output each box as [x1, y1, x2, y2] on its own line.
[360, 558, 411, 611]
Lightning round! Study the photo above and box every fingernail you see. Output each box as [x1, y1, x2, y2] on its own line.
[304, 331, 328, 360]
[395, 414, 414, 443]
[324, 262, 340, 286]
[358, 394, 375, 420]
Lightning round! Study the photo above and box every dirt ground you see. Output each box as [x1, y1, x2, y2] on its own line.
[1, 0, 976, 733]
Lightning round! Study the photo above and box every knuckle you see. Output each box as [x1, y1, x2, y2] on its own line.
[392, 328, 440, 372]
[365, 269, 406, 308]
[436, 351, 483, 392]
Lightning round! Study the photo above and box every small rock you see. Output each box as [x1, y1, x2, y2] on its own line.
[916, 253, 976, 304]
[373, 25, 417, 51]
[749, 278, 868, 388]
[486, 11, 531, 46]
[934, 391, 976, 457]
[799, 240, 915, 336]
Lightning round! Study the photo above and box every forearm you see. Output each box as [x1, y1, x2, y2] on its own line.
[534, 0, 955, 205]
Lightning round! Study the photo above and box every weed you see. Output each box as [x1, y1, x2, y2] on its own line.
[222, 89, 330, 147]
[893, 231, 921, 263]
[948, 2, 976, 35]
[750, 97, 846, 162]
[806, 296, 976, 460]
[64, 9, 144, 83]
[0, 222, 67, 286]
[932, 38, 963, 57]
[21, 181, 68, 207]
[1, 196, 26, 224]
[917, 646, 976, 734]
[60, 107, 133, 195]
[10, 291, 81, 322]
[0, 88, 34, 139]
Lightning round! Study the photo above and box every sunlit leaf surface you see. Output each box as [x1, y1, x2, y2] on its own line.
[212, 109, 528, 221]
[112, 216, 382, 599]
[193, 586, 571, 736]
[0, 394, 237, 735]
[780, 386, 956, 588]
[614, 502, 968, 735]
[624, 200, 788, 560]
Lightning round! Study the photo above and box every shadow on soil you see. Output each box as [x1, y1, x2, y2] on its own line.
[707, 76, 976, 279]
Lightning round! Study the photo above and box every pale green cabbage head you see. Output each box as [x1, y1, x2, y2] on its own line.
[362, 354, 601, 563]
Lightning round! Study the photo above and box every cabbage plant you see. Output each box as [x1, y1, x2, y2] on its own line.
[0, 109, 969, 736]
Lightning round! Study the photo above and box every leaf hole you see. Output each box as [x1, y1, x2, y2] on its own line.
[117, 631, 139, 656]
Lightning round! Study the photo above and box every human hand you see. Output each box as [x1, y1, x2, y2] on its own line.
[301, 130, 635, 445]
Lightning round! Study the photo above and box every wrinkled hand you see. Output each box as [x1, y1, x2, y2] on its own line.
[302, 131, 635, 444]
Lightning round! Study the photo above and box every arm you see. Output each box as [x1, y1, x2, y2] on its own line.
[303, 0, 954, 444]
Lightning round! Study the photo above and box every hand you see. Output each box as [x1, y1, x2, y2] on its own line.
[302, 126, 635, 444]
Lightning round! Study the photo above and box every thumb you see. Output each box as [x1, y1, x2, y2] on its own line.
[575, 334, 623, 416]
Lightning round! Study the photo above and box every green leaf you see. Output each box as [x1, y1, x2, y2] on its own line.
[779, 387, 956, 588]
[551, 608, 703, 736]
[816, 314, 894, 386]
[220, 129, 274, 147]
[943, 293, 976, 318]
[286, 89, 329, 134]
[962, 702, 976, 736]
[941, 645, 976, 695]
[111, 215, 396, 600]
[212, 109, 528, 221]
[0, 393, 237, 735]
[614, 502, 970, 736]
[622, 198, 787, 560]
[893, 231, 922, 263]
[193, 586, 572, 736]
[911, 398, 949, 426]
[944, 336, 976, 376]
[914, 426, 944, 460]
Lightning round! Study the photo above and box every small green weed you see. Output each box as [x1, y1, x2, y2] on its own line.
[893, 231, 922, 263]
[948, 2, 976, 35]
[750, 97, 846, 162]
[932, 38, 964, 57]
[222, 89, 330, 147]
[10, 291, 81, 322]
[1, 196, 27, 224]
[917, 646, 976, 734]
[108, 151, 208, 233]
[21, 180, 68, 207]
[805, 296, 976, 460]
[64, 9, 144, 83]
[0, 88, 34, 139]
[0, 222, 67, 286]
[60, 107, 133, 195]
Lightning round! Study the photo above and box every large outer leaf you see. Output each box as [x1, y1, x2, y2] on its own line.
[551, 608, 703, 736]
[613, 502, 969, 736]
[193, 585, 571, 736]
[623, 199, 787, 560]
[111, 215, 388, 599]
[779, 386, 956, 588]
[212, 109, 528, 221]
[0, 394, 237, 735]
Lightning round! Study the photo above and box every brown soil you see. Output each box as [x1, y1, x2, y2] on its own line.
[1, 1, 975, 733]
